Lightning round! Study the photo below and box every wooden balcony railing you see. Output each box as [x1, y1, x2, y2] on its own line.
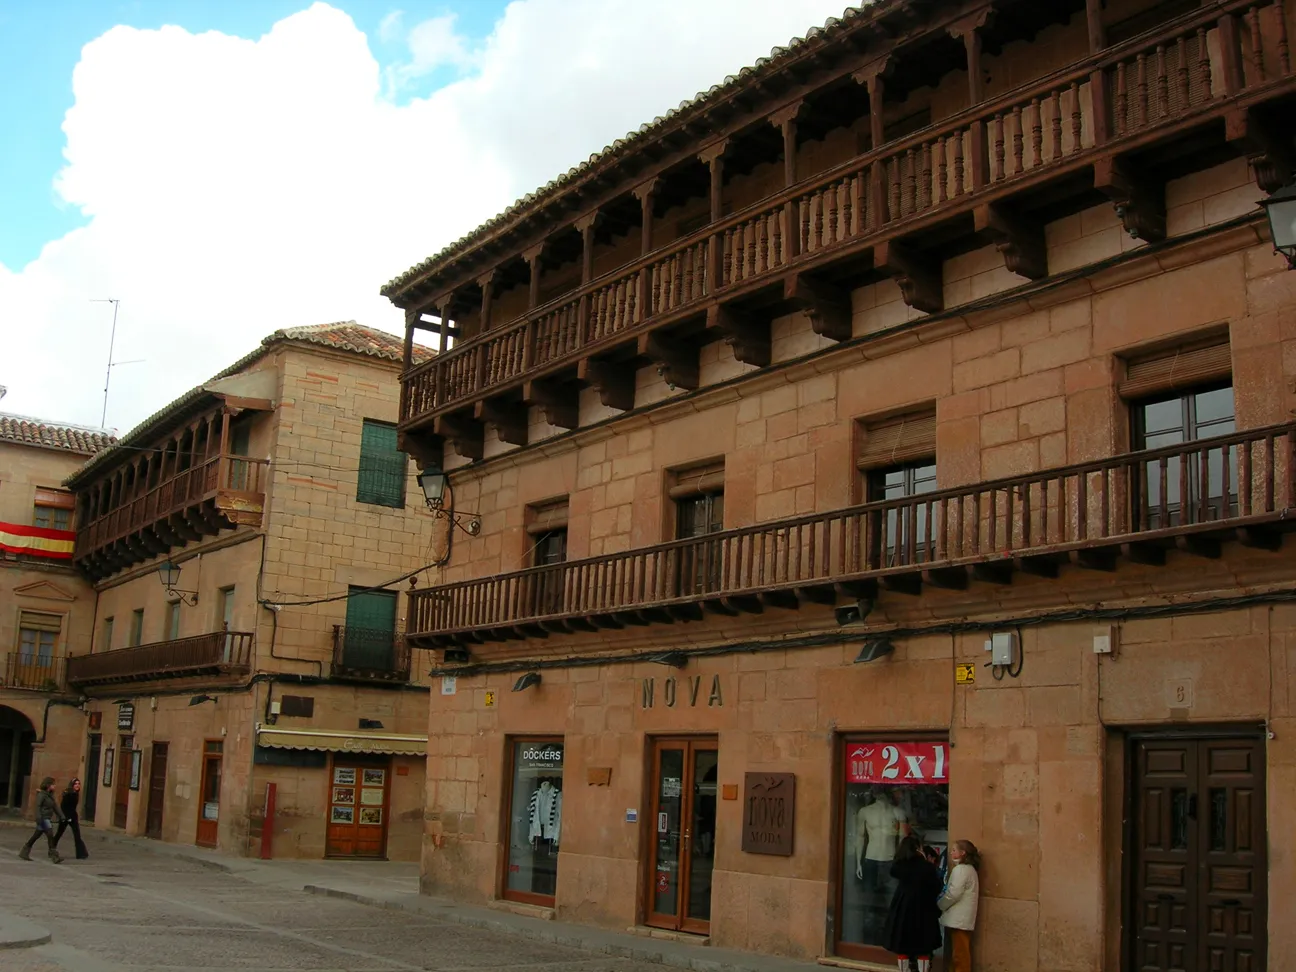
[74, 454, 268, 573]
[401, 0, 1294, 430]
[66, 630, 253, 688]
[407, 423, 1296, 646]
[3, 654, 67, 693]
[330, 625, 411, 682]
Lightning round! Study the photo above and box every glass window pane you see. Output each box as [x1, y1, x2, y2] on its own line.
[506, 741, 564, 899]
[652, 748, 686, 917]
[1140, 398, 1187, 441]
[686, 749, 719, 922]
[1193, 386, 1235, 427]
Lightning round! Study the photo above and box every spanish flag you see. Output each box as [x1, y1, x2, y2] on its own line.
[0, 522, 75, 560]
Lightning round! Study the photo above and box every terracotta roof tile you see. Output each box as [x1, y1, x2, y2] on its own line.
[0, 413, 117, 456]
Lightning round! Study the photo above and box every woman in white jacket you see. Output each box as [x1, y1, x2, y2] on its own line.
[937, 840, 980, 972]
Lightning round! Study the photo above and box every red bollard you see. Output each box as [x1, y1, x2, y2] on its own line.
[259, 782, 276, 860]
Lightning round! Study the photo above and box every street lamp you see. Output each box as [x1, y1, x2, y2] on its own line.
[416, 465, 481, 536]
[1259, 182, 1296, 269]
[158, 560, 199, 605]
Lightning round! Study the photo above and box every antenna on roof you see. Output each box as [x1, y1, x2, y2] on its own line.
[92, 298, 120, 427]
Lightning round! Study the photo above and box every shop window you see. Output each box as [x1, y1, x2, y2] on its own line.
[1123, 336, 1234, 528]
[17, 612, 61, 665]
[357, 419, 407, 509]
[504, 738, 564, 904]
[858, 410, 937, 567]
[32, 488, 74, 531]
[670, 460, 725, 595]
[128, 609, 145, 647]
[525, 498, 568, 616]
[342, 588, 399, 672]
[837, 738, 950, 963]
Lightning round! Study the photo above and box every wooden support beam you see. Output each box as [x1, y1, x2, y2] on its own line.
[1236, 526, 1282, 551]
[873, 241, 943, 313]
[881, 573, 922, 596]
[640, 606, 676, 624]
[1094, 156, 1166, 243]
[590, 615, 626, 630]
[566, 616, 599, 632]
[519, 623, 551, 639]
[633, 178, 659, 256]
[433, 414, 485, 461]
[923, 566, 968, 590]
[474, 399, 528, 447]
[639, 332, 699, 391]
[1225, 106, 1295, 193]
[1015, 554, 1061, 578]
[523, 378, 579, 430]
[702, 599, 741, 617]
[795, 585, 838, 605]
[974, 204, 1048, 280]
[1071, 548, 1117, 571]
[666, 603, 705, 622]
[612, 610, 652, 627]
[724, 595, 765, 615]
[784, 272, 852, 341]
[1121, 541, 1166, 566]
[769, 100, 806, 187]
[577, 358, 635, 411]
[835, 579, 880, 599]
[1175, 535, 1221, 559]
[758, 590, 801, 610]
[970, 562, 1013, 585]
[397, 430, 444, 470]
[707, 305, 770, 367]
[538, 619, 573, 634]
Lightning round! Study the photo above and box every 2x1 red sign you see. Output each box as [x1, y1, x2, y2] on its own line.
[846, 743, 948, 785]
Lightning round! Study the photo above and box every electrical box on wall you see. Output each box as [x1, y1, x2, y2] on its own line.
[1093, 625, 1119, 655]
[985, 631, 1018, 666]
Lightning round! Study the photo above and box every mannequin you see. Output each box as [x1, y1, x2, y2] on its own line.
[528, 778, 562, 846]
[855, 787, 909, 887]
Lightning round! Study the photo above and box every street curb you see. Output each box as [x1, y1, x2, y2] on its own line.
[300, 885, 802, 972]
[0, 909, 52, 950]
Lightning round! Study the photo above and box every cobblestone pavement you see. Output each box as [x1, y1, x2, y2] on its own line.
[0, 830, 666, 972]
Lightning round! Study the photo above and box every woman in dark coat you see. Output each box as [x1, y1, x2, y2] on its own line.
[52, 778, 89, 859]
[884, 835, 944, 972]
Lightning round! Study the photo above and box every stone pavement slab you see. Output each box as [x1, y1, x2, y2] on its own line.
[0, 907, 52, 949]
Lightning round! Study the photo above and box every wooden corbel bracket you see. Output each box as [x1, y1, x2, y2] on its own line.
[1094, 156, 1166, 243]
[577, 358, 635, 412]
[473, 400, 528, 447]
[784, 272, 852, 341]
[873, 241, 943, 314]
[639, 332, 699, 391]
[974, 203, 1048, 280]
[523, 379, 579, 430]
[1225, 106, 1295, 194]
[433, 414, 485, 461]
[707, 305, 771, 367]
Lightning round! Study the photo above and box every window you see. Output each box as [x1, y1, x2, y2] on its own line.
[670, 461, 725, 595]
[357, 420, 407, 508]
[218, 586, 236, 659]
[504, 738, 564, 904]
[32, 488, 74, 531]
[128, 609, 145, 647]
[837, 737, 950, 963]
[341, 587, 398, 673]
[101, 617, 114, 652]
[164, 600, 181, 641]
[858, 410, 937, 567]
[527, 499, 569, 616]
[17, 612, 60, 665]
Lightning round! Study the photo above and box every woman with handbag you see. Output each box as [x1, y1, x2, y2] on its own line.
[19, 777, 65, 863]
[53, 778, 89, 860]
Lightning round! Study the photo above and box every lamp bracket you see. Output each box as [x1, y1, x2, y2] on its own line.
[166, 588, 199, 607]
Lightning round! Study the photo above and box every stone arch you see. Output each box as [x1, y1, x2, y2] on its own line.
[0, 705, 37, 810]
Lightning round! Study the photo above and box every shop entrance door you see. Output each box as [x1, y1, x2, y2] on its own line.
[112, 736, 132, 829]
[646, 738, 718, 935]
[326, 756, 390, 858]
[195, 740, 222, 848]
[1131, 735, 1266, 972]
[83, 735, 101, 825]
[145, 742, 168, 839]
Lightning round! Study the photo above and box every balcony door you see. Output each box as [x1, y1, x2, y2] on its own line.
[1134, 385, 1236, 529]
[676, 492, 724, 596]
[646, 738, 719, 935]
[342, 588, 398, 673]
[196, 740, 222, 847]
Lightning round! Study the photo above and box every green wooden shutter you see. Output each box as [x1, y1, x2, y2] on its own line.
[343, 589, 397, 670]
[357, 420, 407, 508]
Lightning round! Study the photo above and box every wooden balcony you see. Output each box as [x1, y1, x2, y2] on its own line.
[400, 0, 1296, 457]
[74, 455, 268, 581]
[66, 631, 253, 689]
[3, 654, 68, 693]
[330, 625, 412, 683]
[407, 423, 1296, 648]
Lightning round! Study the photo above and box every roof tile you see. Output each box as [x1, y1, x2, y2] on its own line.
[0, 413, 117, 456]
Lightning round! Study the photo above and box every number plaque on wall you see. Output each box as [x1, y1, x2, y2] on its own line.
[741, 772, 794, 857]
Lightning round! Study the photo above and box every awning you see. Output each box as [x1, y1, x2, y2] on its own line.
[256, 726, 428, 756]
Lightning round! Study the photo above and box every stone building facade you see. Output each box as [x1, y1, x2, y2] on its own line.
[63, 323, 437, 860]
[388, 1, 1296, 969]
[0, 414, 114, 816]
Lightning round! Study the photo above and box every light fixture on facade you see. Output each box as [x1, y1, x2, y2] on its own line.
[443, 646, 471, 664]
[417, 465, 482, 536]
[1259, 182, 1296, 269]
[654, 651, 688, 669]
[359, 718, 384, 730]
[188, 694, 217, 706]
[854, 638, 895, 664]
[835, 598, 875, 626]
[158, 560, 199, 605]
[513, 671, 542, 692]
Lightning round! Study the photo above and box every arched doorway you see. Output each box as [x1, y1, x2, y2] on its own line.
[0, 706, 36, 810]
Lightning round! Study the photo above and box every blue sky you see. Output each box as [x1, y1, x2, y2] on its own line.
[0, 0, 509, 270]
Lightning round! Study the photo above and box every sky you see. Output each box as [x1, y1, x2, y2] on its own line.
[0, 0, 852, 435]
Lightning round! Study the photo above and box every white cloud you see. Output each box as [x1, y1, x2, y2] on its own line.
[0, 0, 850, 434]
[378, 9, 404, 43]
[385, 12, 475, 94]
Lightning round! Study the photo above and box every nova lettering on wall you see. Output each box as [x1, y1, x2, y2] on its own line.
[640, 675, 724, 709]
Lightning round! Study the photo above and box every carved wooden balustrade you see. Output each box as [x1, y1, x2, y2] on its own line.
[407, 423, 1296, 648]
[400, 0, 1295, 438]
[66, 631, 254, 689]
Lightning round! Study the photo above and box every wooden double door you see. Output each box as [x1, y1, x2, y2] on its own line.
[1132, 735, 1266, 972]
[646, 738, 718, 934]
[326, 756, 391, 858]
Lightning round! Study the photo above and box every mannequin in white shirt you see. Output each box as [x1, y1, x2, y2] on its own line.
[854, 787, 909, 888]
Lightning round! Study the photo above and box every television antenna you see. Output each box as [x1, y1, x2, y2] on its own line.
[91, 299, 143, 428]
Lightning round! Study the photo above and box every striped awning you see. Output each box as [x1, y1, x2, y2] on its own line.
[256, 726, 427, 756]
[0, 522, 75, 560]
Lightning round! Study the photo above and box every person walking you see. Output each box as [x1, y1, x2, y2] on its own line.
[53, 778, 89, 860]
[884, 835, 944, 972]
[938, 839, 981, 972]
[19, 777, 65, 863]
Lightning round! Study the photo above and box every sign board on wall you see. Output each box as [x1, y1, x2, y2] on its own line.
[741, 773, 795, 857]
[117, 703, 134, 731]
[846, 742, 948, 786]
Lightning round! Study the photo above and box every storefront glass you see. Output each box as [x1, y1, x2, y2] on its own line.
[505, 738, 564, 903]
[838, 739, 950, 956]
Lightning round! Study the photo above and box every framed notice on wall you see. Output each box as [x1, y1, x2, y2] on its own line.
[102, 747, 115, 788]
[129, 749, 142, 791]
